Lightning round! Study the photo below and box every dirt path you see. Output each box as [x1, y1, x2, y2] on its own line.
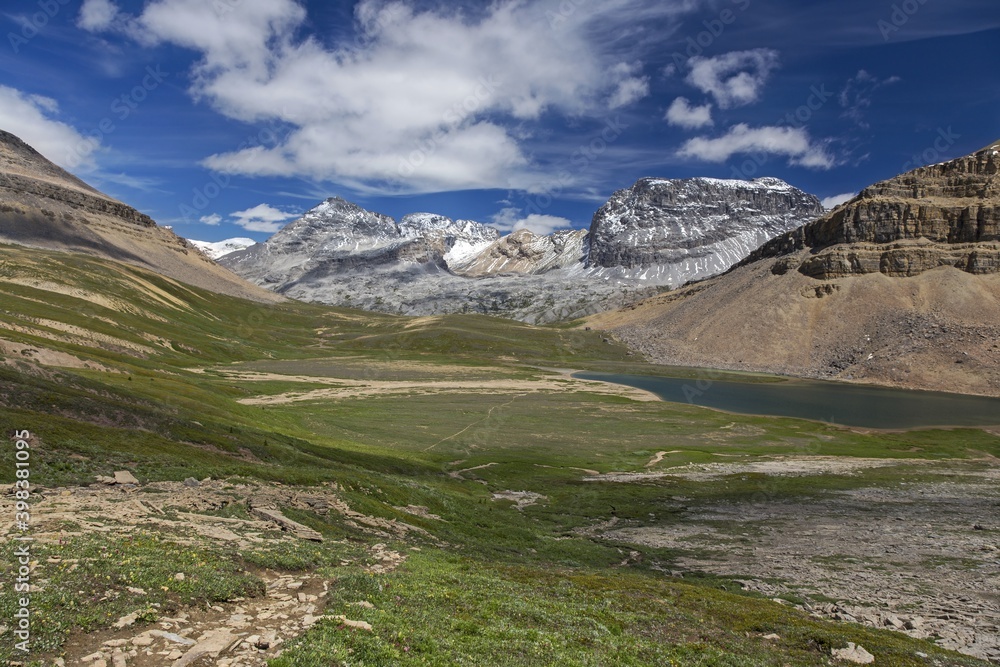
[644, 451, 683, 468]
[448, 462, 500, 480]
[424, 395, 524, 452]
[0, 479, 415, 666]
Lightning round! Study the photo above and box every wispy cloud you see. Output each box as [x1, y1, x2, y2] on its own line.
[77, 0, 119, 31]
[677, 123, 835, 168]
[839, 70, 900, 128]
[608, 62, 650, 109]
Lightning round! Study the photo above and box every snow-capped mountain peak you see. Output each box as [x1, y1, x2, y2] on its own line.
[189, 237, 257, 260]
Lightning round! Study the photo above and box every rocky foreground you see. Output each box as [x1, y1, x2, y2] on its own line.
[588, 455, 1000, 662]
[3, 476, 416, 666]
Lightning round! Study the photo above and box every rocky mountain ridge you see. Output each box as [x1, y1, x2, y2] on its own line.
[589, 139, 1000, 396]
[220, 177, 822, 323]
[589, 177, 822, 270]
[746, 140, 1000, 279]
[0, 130, 281, 303]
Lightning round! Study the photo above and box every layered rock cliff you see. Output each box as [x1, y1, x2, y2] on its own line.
[748, 140, 1000, 279]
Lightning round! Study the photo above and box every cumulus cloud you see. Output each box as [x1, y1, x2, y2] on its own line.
[0, 86, 100, 170]
[677, 123, 835, 168]
[839, 70, 901, 128]
[89, 0, 698, 195]
[77, 0, 119, 31]
[199, 213, 222, 225]
[665, 97, 713, 129]
[686, 49, 780, 109]
[491, 208, 572, 236]
[821, 192, 856, 209]
[608, 62, 650, 109]
[229, 204, 299, 233]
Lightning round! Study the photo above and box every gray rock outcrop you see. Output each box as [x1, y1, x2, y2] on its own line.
[220, 178, 822, 323]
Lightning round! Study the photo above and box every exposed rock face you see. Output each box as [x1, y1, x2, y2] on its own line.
[589, 140, 1000, 396]
[222, 199, 630, 324]
[792, 241, 1000, 279]
[0, 130, 280, 303]
[223, 177, 821, 323]
[223, 198, 500, 290]
[451, 229, 587, 277]
[587, 177, 822, 282]
[749, 140, 1000, 278]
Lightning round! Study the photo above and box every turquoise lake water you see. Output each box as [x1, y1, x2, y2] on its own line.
[573, 371, 1000, 429]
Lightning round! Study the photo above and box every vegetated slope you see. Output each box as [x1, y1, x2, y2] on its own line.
[0, 129, 281, 303]
[219, 178, 822, 324]
[0, 244, 993, 667]
[590, 140, 1000, 396]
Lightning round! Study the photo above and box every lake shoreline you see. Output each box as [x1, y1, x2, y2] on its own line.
[572, 370, 1000, 431]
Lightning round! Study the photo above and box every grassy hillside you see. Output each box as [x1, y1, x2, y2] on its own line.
[0, 244, 994, 666]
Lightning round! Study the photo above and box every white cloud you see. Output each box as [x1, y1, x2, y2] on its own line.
[491, 208, 572, 236]
[686, 49, 780, 109]
[821, 192, 855, 209]
[665, 97, 713, 129]
[609, 77, 650, 109]
[607, 62, 650, 109]
[0, 86, 100, 170]
[95, 0, 698, 195]
[677, 123, 835, 168]
[78, 0, 119, 32]
[229, 204, 298, 233]
[199, 213, 222, 225]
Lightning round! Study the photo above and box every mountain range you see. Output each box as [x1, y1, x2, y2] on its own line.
[589, 140, 1000, 396]
[217, 177, 823, 324]
[2, 126, 998, 395]
[0, 131, 280, 304]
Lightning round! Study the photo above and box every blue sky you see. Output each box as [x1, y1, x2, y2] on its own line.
[1, 0, 997, 242]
